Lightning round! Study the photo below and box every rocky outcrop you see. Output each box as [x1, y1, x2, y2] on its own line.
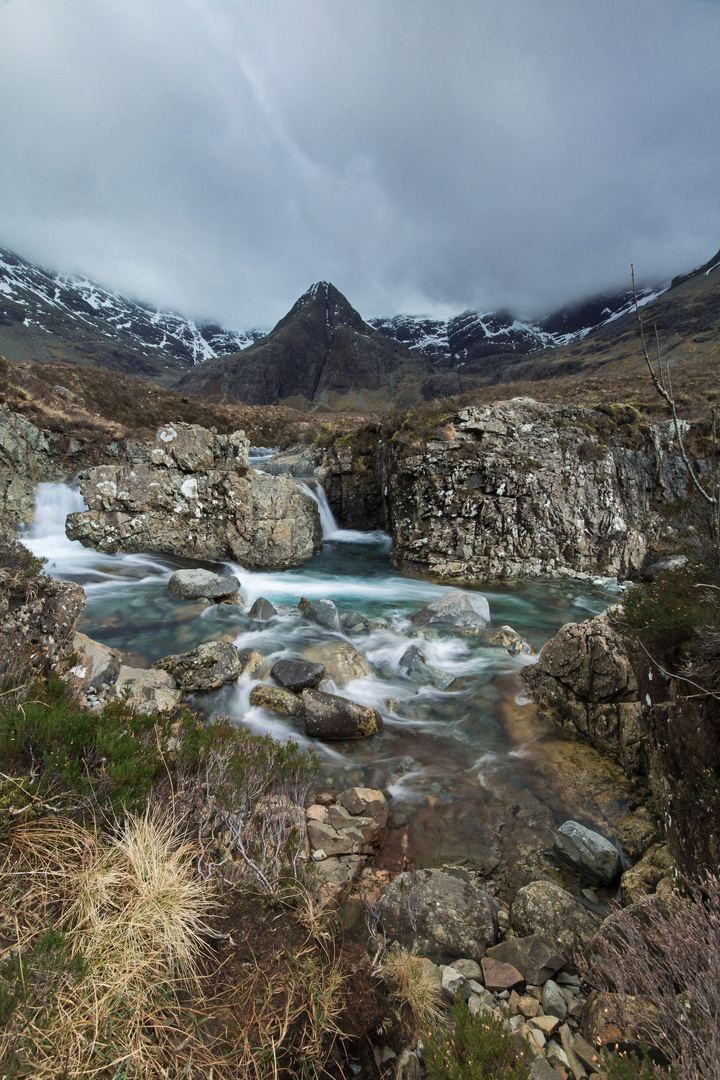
[65, 422, 322, 569]
[153, 641, 241, 693]
[522, 613, 649, 778]
[0, 567, 85, 674]
[0, 405, 63, 529]
[383, 398, 687, 582]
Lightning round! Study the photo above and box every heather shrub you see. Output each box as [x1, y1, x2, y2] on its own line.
[424, 997, 530, 1080]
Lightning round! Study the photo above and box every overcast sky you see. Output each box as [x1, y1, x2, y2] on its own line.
[1, 0, 719, 329]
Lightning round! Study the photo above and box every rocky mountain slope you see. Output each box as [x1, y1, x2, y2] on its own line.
[174, 281, 435, 411]
[0, 247, 263, 384]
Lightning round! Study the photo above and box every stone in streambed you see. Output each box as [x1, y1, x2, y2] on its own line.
[302, 641, 372, 685]
[303, 598, 341, 632]
[237, 648, 264, 679]
[412, 589, 491, 632]
[248, 596, 277, 621]
[398, 645, 456, 690]
[167, 568, 241, 600]
[554, 820, 622, 884]
[302, 690, 383, 739]
[271, 658, 325, 693]
[153, 641, 241, 692]
[249, 683, 303, 717]
[482, 625, 535, 656]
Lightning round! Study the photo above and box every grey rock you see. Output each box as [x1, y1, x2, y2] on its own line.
[451, 958, 482, 981]
[398, 646, 456, 690]
[153, 641, 241, 693]
[302, 689, 383, 739]
[167, 568, 241, 600]
[303, 598, 341, 632]
[271, 658, 325, 692]
[375, 869, 499, 966]
[72, 632, 121, 689]
[542, 979, 568, 1020]
[302, 640, 372, 685]
[643, 554, 688, 581]
[555, 821, 622, 884]
[248, 596, 277, 620]
[440, 966, 471, 1002]
[339, 609, 371, 632]
[113, 665, 181, 713]
[412, 590, 491, 632]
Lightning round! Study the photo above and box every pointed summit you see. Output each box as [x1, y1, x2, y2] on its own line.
[175, 282, 433, 410]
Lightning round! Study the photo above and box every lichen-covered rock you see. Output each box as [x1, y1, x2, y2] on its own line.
[0, 570, 86, 674]
[385, 399, 687, 581]
[153, 641, 241, 692]
[302, 689, 383, 738]
[112, 665, 181, 713]
[620, 843, 674, 905]
[66, 423, 321, 570]
[249, 683, 303, 716]
[375, 869, 499, 966]
[510, 881, 602, 955]
[0, 406, 63, 531]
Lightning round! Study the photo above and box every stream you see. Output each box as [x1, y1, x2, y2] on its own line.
[24, 463, 631, 881]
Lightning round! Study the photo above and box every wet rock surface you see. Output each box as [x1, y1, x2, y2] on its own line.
[0, 405, 64, 531]
[554, 820, 622, 884]
[302, 689, 383, 739]
[271, 658, 325, 692]
[412, 589, 491, 631]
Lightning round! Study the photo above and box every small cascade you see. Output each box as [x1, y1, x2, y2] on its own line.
[30, 481, 86, 538]
[298, 480, 341, 539]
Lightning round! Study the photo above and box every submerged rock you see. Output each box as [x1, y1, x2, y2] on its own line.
[302, 689, 383, 739]
[375, 869, 499, 966]
[153, 641, 241, 693]
[398, 645, 456, 690]
[412, 590, 491, 632]
[167, 568, 241, 600]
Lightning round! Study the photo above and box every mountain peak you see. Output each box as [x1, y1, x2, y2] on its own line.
[274, 281, 369, 336]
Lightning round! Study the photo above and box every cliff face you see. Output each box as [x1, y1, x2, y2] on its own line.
[380, 399, 688, 582]
[0, 406, 65, 529]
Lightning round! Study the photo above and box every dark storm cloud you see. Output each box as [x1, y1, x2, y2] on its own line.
[0, 0, 719, 327]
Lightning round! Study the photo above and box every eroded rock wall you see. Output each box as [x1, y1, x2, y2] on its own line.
[66, 422, 322, 569]
[0, 406, 64, 529]
[383, 398, 687, 582]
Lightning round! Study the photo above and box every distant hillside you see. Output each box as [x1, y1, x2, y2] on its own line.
[0, 247, 264, 385]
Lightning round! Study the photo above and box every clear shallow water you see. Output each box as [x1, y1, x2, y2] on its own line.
[25, 479, 624, 872]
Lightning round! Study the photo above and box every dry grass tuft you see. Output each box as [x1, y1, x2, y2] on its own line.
[382, 944, 445, 1034]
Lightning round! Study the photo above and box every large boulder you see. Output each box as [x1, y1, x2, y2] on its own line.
[302, 690, 383, 739]
[153, 641, 241, 692]
[510, 881, 602, 956]
[412, 590, 491, 632]
[66, 423, 321, 570]
[375, 869, 499, 966]
[554, 820, 622, 884]
[167, 569, 241, 600]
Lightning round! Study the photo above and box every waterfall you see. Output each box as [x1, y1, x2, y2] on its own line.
[30, 482, 86, 539]
[298, 481, 341, 539]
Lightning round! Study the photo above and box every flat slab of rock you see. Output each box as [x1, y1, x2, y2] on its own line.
[271, 658, 325, 692]
[555, 820, 622, 884]
[249, 683, 303, 716]
[153, 641, 241, 692]
[412, 589, 490, 632]
[481, 957, 524, 992]
[302, 689, 383, 739]
[113, 665, 181, 713]
[485, 935, 566, 986]
[167, 569, 241, 600]
[375, 868, 498, 966]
